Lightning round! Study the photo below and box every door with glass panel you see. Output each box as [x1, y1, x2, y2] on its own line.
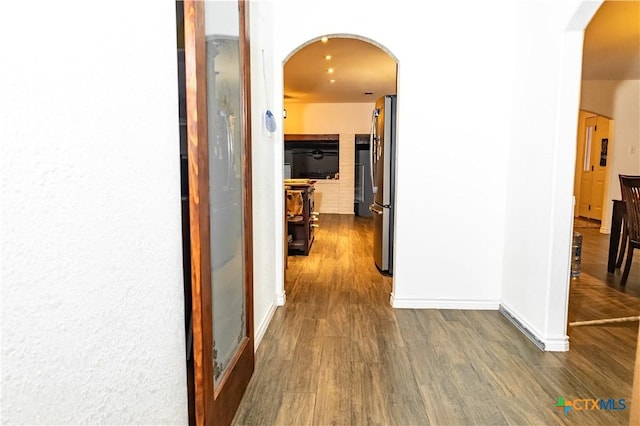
[183, 1, 254, 424]
[579, 115, 610, 221]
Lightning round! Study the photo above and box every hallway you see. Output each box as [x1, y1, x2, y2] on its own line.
[232, 214, 639, 425]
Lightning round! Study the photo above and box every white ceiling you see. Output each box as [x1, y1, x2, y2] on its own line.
[283, 1, 639, 104]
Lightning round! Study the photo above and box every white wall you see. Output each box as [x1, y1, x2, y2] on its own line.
[580, 79, 640, 232]
[271, 0, 516, 311]
[249, 1, 282, 345]
[501, 0, 602, 351]
[0, 1, 188, 423]
[581, 79, 619, 118]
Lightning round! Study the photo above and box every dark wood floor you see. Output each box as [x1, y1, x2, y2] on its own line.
[232, 214, 640, 425]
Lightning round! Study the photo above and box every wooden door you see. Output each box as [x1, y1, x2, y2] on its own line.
[183, 1, 254, 425]
[579, 116, 609, 220]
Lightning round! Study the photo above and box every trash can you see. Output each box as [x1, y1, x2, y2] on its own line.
[571, 232, 583, 278]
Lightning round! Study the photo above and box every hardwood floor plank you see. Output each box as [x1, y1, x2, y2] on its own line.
[350, 362, 391, 425]
[313, 363, 351, 425]
[417, 382, 471, 425]
[375, 334, 421, 396]
[349, 304, 380, 363]
[394, 309, 429, 341]
[273, 392, 315, 426]
[285, 361, 320, 394]
[258, 304, 305, 362]
[386, 393, 430, 426]
[231, 359, 290, 426]
[325, 286, 351, 338]
[286, 318, 325, 392]
[320, 335, 352, 367]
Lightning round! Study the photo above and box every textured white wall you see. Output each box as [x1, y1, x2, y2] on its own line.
[1, 1, 188, 423]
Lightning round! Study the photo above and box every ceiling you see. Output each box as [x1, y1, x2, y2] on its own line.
[283, 1, 639, 104]
[582, 0, 640, 80]
[284, 37, 397, 104]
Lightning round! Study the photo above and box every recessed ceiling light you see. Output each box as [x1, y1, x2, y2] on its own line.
[321, 36, 328, 43]
[325, 55, 332, 60]
[330, 79, 336, 83]
[327, 68, 334, 74]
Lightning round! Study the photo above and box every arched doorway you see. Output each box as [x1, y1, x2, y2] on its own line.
[281, 34, 399, 299]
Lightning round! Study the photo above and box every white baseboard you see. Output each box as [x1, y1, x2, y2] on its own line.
[254, 301, 278, 351]
[499, 303, 569, 352]
[276, 291, 286, 306]
[543, 337, 570, 352]
[390, 295, 500, 310]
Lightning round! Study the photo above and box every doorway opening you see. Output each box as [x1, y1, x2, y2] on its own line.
[570, 0, 640, 310]
[282, 34, 398, 291]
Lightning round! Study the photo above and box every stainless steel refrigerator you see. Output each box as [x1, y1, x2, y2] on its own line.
[369, 95, 396, 274]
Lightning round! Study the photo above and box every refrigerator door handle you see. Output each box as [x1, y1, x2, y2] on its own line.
[370, 109, 378, 194]
[369, 203, 383, 215]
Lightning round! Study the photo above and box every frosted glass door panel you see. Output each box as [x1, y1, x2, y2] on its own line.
[205, 1, 246, 388]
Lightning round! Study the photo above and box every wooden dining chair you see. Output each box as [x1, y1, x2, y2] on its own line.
[618, 175, 640, 286]
[617, 177, 630, 269]
[616, 220, 628, 268]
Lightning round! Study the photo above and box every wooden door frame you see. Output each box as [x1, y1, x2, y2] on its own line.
[183, 1, 254, 424]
